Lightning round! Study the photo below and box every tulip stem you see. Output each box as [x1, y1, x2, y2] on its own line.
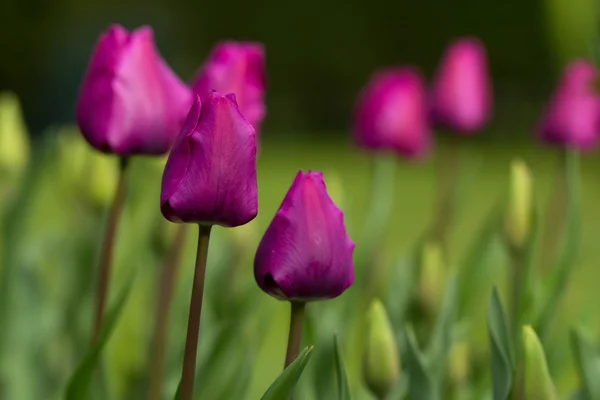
[284, 301, 306, 369]
[91, 157, 129, 343]
[179, 224, 212, 400]
[147, 224, 188, 400]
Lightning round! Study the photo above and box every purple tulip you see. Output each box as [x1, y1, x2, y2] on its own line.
[76, 24, 192, 156]
[160, 92, 258, 226]
[353, 67, 431, 159]
[192, 42, 266, 133]
[254, 171, 355, 302]
[537, 60, 600, 150]
[430, 38, 492, 134]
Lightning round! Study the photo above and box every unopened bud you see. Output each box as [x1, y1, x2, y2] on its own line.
[504, 160, 533, 249]
[364, 299, 400, 399]
[522, 325, 557, 400]
[448, 340, 470, 386]
[0, 92, 30, 182]
[418, 242, 445, 316]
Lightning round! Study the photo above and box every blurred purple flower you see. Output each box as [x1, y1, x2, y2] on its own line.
[76, 24, 193, 156]
[430, 37, 492, 134]
[192, 42, 266, 133]
[160, 92, 258, 226]
[254, 171, 355, 302]
[537, 59, 600, 150]
[353, 67, 431, 158]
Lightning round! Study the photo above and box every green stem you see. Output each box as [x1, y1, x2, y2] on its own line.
[147, 224, 188, 400]
[179, 224, 212, 400]
[284, 302, 306, 370]
[91, 157, 129, 343]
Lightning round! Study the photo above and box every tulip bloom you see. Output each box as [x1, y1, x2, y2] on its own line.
[77, 24, 192, 156]
[537, 60, 599, 150]
[192, 42, 266, 132]
[254, 171, 355, 301]
[160, 92, 258, 227]
[353, 67, 431, 158]
[430, 38, 492, 133]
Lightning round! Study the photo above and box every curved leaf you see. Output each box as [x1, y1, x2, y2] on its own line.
[571, 328, 600, 400]
[487, 287, 514, 400]
[261, 346, 314, 400]
[333, 333, 351, 400]
[405, 325, 437, 400]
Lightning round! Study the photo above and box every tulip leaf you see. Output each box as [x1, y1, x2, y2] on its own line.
[260, 346, 314, 400]
[571, 328, 600, 400]
[426, 272, 458, 383]
[487, 287, 514, 400]
[64, 278, 134, 400]
[536, 149, 581, 342]
[405, 325, 438, 400]
[333, 333, 351, 400]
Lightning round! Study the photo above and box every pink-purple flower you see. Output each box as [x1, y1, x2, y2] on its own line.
[430, 37, 492, 134]
[537, 59, 600, 150]
[192, 42, 266, 133]
[353, 67, 431, 158]
[76, 24, 192, 156]
[254, 171, 355, 301]
[160, 92, 258, 227]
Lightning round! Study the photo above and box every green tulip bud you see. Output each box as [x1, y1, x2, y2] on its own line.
[418, 242, 445, 316]
[364, 299, 400, 399]
[504, 160, 533, 250]
[448, 340, 470, 386]
[522, 325, 557, 400]
[0, 92, 30, 182]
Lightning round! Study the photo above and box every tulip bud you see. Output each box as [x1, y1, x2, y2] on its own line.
[192, 41, 266, 133]
[430, 37, 493, 134]
[254, 171, 354, 301]
[0, 92, 30, 181]
[160, 93, 258, 227]
[76, 24, 192, 156]
[504, 160, 533, 250]
[364, 299, 400, 399]
[521, 325, 558, 400]
[448, 341, 470, 386]
[353, 67, 431, 159]
[417, 242, 446, 316]
[537, 60, 599, 150]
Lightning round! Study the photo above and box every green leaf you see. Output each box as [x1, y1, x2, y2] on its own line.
[487, 287, 514, 400]
[260, 346, 314, 400]
[333, 333, 351, 400]
[426, 273, 458, 383]
[571, 328, 600, 400]
[64, 278, 134, 400]
[405, 325, 437, 400]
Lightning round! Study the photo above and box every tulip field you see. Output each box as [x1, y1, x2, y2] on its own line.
[2, 22, 600, 400]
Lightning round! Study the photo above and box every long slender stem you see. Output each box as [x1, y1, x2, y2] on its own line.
[284, 302, 306, 369]
[179, 225, 212, 400]
[91, 157, 129, 343]
[147, 224, 189, 400]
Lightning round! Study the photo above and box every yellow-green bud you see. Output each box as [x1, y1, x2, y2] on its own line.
[522, 325, 557, 400]
[448, 340, 470, 386]
[504, 159, 533, 249]
[364, 299, 400, 399]
[0, 92, 30, 181]
[418, 242, 445, 316]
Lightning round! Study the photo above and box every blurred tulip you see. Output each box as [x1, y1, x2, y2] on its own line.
[522, 325, 558, 399]
[448, 340, 470, 386]
[0, 92, 30, 181]
[417, 242, 446, 316]
[537, 59, 599, 150]
[76, 24, 192, 156]
[160, 93, 258, 226]
[504, 160, 533, 250]
[430, 38, 493, 133]
[363, 299, 400, 399]
[353, 67, 431, 158]
[254, 170, 354, 301]
[192, 41, 266, 132]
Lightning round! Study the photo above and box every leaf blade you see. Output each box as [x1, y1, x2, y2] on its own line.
[261, 346, 314, 400]
[487, 287, 514, 400]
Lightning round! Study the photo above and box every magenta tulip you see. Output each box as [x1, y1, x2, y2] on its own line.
[76, 24, 192, 156]
[537, 60, 600, 150]
[353, 67, 431, 158]
[192, 41, 266, 132]
[430, 38, 492, 134]
[160, 92, 258, 227]
[254, 171, 355, 301]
